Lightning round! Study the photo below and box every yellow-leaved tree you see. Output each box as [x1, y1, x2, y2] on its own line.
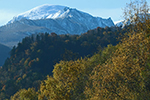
[38, 45, 116, 100]
[85, 0, 150, 99]
[38, 59, 89, 100]
[10, 88, 38, 100]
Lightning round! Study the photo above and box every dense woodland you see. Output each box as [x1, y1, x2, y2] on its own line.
[0, 0, 150, 99]
[0, 24, 121, 99]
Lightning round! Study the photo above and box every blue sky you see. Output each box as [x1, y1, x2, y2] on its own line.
[0, 0, 149, 26]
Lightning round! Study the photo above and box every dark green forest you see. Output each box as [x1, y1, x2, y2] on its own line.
[0, 0, 150, 99]
[0, 25, 121, 99]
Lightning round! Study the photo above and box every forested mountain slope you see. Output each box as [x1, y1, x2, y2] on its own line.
[6, 0, 150, 100]
[11, 12, 150, 100]
[0, 26, 121, 99]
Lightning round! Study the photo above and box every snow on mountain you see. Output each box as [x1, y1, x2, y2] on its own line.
[114, 20, 123, 27]
[8, 4, 114, 28]
[0, 4, 115, 47]
[8, 4, 67, 23]
[115, 20, 129, 27]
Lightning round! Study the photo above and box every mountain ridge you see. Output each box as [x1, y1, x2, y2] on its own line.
[8, 4, 114, 27]
[0, 4, 115, 47]
[8, 4, 68, 24]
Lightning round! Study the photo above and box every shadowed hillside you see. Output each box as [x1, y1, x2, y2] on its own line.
[0, 43, 11, 66]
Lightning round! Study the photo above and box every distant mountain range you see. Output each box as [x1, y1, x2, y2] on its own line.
[0, 4, 115, 47]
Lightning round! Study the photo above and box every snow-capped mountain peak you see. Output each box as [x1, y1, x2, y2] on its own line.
[1, 4, 115, 47]
[8, 4, 70, 23]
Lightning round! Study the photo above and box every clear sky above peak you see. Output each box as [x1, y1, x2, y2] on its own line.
[0, 0, 149, 26]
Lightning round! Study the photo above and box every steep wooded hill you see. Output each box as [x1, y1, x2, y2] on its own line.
[0, 26, 120, 99]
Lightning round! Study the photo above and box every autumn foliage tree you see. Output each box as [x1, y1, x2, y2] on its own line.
[38, 44, 116, 100]
[85, 0, 150, 99]
[123, 0, 150, 34]
[85, 31, 150, 99]
[10, 88, 38, 100]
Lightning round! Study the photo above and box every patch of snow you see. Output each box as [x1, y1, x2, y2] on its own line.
[8, 4, 67, 24]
